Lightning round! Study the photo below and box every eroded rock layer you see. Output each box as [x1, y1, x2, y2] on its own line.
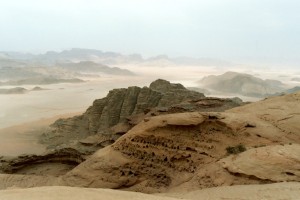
[220, 144, 300, 182]
[40, 79, 242, 153]
[60, 113, 260, 192]
[60, 92, 300, 193]
[0, 148, 85, 176]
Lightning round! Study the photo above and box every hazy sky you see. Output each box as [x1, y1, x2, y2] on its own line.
[0, 0, 299, 64]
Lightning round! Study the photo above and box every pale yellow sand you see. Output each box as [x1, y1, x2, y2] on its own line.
[1, 182, 300, 200]
[0, 112, 81, 156]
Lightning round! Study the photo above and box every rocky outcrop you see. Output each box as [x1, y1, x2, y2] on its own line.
[0, 148, 85, 175]
[60, 92, 300, 193]
[41, 79, 243, 153]
[220, 144, 300, 181]
[85, 79, 203, 132]
[1, 87, 300, 193]
[61, 112, 259, 192]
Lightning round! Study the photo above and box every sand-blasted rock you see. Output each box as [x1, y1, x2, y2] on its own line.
[220, 144, 300, 181]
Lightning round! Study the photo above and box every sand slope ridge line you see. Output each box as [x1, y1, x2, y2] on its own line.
[0, 186, 180, 200]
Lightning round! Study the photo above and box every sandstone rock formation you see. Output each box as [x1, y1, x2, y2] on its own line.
[220, 144, 300, 182]
[41, 79, 242, 153]
[60, 112, 259, 192]
[59, 91, 300, 193]
[83, 79, 204, 132]
[0, 148, 85, 176]
[1, 82, 299, 195]
[0, 79, 244, 191]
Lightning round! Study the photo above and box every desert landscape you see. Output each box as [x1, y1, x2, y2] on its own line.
[1, 0, 300, 199]
[0, 75, 300, 199]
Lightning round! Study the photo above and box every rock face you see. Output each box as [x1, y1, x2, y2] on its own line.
[41, 79, 242, 152]
[220, 144, 300, 182]
[0, 79, 244, 190]
[0, 87, 300, 193]
[60, 112, 256, 192]
[60, 92, 300, 193]
[85, 79, 203, 132]
[0, 148, 85, 176]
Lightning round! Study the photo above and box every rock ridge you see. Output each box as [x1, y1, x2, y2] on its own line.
[40, 80, 203, 148]
[40, 79, 244, 154]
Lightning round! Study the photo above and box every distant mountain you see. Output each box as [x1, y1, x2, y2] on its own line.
[1, 48, 234, 67]
[37, 48, 142, 65]
[291, 77, 300, 82]
[0, 58, 28, 68]
[0, 66, 77, 80]
[58, 61, 135, 76]
[199, 71, 286, 97]
[0, 86, 49, 94]
[0, 66, 41, 80]
[0, 53, 9, 59]
[172, 57, 234, 67]
[270, 86, 300, 97]
[0, 77, 83, 86]
[31, 86, 48, 91]
[187, 87, 211, 95]
[35, 49, 122, 64]
[0, 60, 134, 83]
[0, 87, 28, 94]
[285, 86, 300, 94]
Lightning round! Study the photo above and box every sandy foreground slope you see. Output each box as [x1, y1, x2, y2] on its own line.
[0, 182, 300, 200]
[0, 112, 81, 156]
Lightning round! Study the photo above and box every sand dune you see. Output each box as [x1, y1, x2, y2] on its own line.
[0, 112, 81, 156]
[167, 182, 300, 200]
[0, 186, 178, 200]
[1, 182, 300, 200]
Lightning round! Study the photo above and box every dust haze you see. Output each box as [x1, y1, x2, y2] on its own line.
[1, 54, 299, 129]
[1, 1, 300, 199]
